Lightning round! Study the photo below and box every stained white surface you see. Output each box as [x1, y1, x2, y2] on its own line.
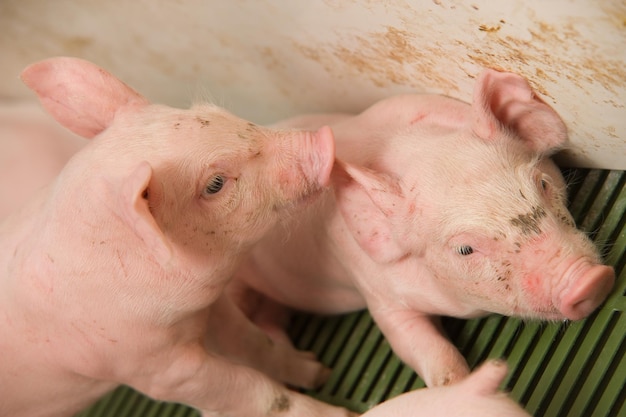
[1, 0, 624, 168]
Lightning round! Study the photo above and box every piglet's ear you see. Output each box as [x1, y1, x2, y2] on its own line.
[334, 162, 408, 264]
[472, 69, 568, 155]
[20, 57, 149, 139]
[121, 161, 172, 264]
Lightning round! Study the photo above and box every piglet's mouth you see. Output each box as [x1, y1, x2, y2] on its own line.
[275, 182, 327, 213]
[297, 184, 328, 206]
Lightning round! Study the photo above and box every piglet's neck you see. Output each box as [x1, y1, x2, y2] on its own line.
[317, 189, 375, 297]
[8, 169, 220, 324]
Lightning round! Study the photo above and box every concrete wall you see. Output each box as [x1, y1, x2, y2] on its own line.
[1, 0, 624, 168]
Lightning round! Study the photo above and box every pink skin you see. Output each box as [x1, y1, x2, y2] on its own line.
[0, 57, 357, 417]
[361, 360, 532, 417]
[0, 102, 86, 219]
[231, 69, 615, 388]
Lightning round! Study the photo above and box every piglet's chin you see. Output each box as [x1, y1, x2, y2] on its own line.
[558, 262, 615, 321]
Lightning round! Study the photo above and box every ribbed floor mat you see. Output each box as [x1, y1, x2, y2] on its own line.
[76, 168, 626, 417]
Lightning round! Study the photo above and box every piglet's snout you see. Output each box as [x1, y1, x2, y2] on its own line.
[274, 126, 335, 200]
[559, 263, 615, 321]
[302, 125, 335, 188]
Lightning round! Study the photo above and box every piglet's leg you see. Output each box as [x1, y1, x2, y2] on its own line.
[226, 278, 298, 347]
[131, 344, 353, 417]
[372, 310, 470, 387]
[205, 294, 330, 389]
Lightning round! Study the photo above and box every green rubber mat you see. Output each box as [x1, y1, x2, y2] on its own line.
[76, 168, 626, 417]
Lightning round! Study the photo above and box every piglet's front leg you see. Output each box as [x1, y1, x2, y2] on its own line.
[373, 309, 470, 387]
[128, 341, 354, 417]
[205, 294, 330, 389]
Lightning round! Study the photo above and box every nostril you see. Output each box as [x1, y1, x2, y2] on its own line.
[560, 265, 615, 321]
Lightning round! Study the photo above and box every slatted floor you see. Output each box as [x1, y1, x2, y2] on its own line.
[76, 168, 626, 417]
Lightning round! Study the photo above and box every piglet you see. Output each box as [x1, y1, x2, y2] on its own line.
[0, 101, 86, 219]
[362, 360, 530, 417]
[231, 69, 615, 387]
[361, 360, 532, 417]
[0, 57, 355, 417]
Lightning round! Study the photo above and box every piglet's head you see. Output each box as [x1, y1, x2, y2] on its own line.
[433, 70, 614, 320]
[446, 69, 614, 320]
[21, 57, 335, 270]
[337, 69, 613, 321]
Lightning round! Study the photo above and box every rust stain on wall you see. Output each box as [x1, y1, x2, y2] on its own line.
[293, 26, 460, 93]
[292, 3, 624, 114]
[478, 24, 501, 32]
[61, 36, 94, 55]
[466, 18, 625, 102]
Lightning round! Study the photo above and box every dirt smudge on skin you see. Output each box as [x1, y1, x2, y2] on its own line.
[510, 206, 547, 236]
[196, 116, 210, 127]
[270, 394, 290, 412]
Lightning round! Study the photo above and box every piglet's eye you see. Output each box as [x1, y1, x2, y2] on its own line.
[456, 245, 474, 256]
[539, 174, 551, 192]
[204, 175, 225, 195]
